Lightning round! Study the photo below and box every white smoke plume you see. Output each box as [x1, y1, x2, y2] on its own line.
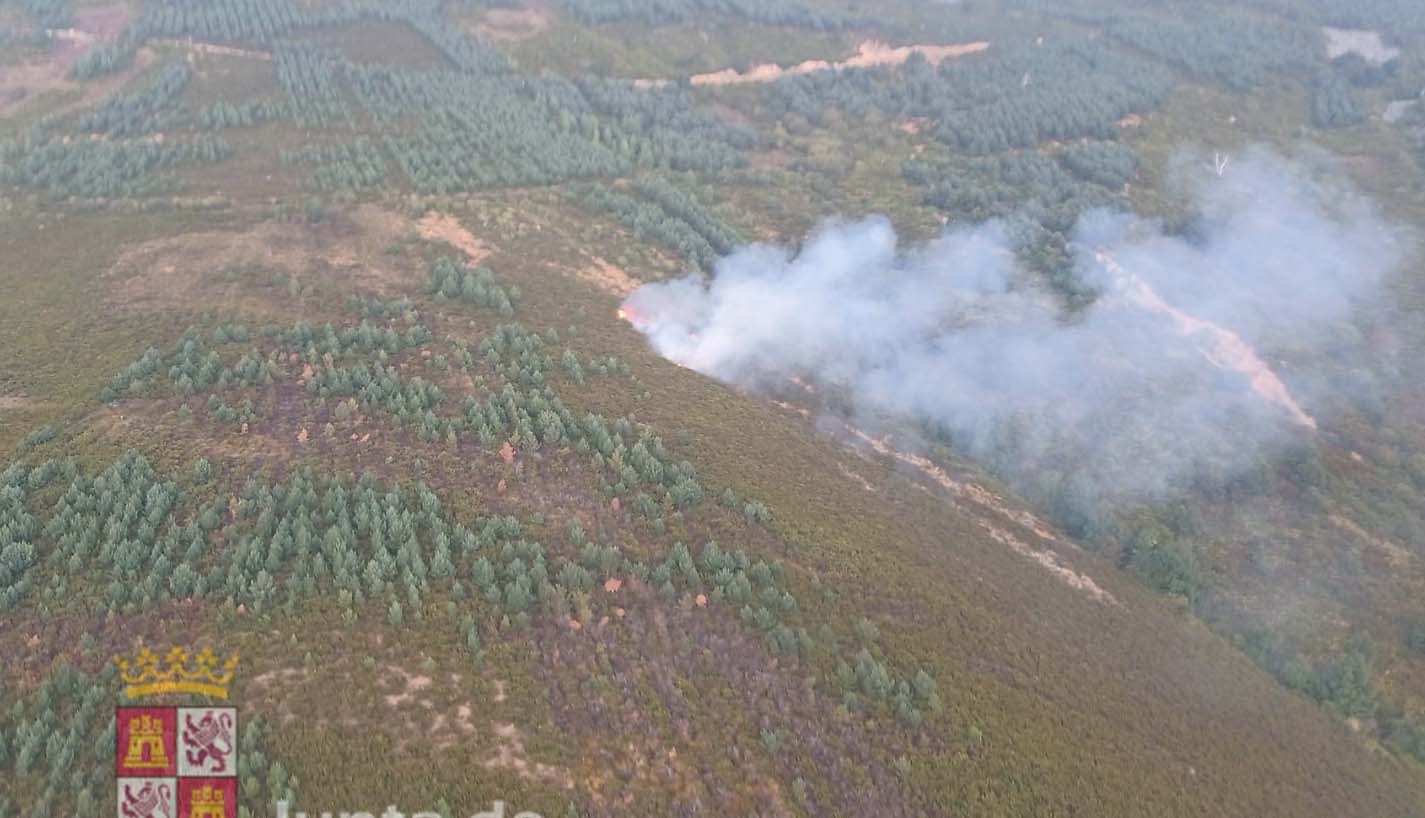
[622, 148, 1407, 501]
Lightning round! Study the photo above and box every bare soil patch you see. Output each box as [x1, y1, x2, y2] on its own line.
[0, 2, 133, 117]
[151, 38, 272, 61]
[686, 40, 989, 87]
[896, 117, 929, 135]
[2, 45, 154, 119]
[484, 721, 574, 787]
[470, 0, 556, 42]
[1097, 250, 1316, 430]
[244, 635, 549, 768]
[0, 395, 38, 411]
[573, 256, 641, 297]
[417, 210, 493, 263]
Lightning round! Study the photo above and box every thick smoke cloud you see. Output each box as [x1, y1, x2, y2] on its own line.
[623, 148, 1406, 501]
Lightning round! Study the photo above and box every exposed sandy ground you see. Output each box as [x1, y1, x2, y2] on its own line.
[0, 396, 38, 411]
[103, 204, 422, 315]
[247, 638, 570, 782]
[379, 667, 569, 782]
[470, 0, 555, 42]
[0, 3, 139, 117]
[485, 722, 574, 787]
[896, 118, 929, 135]
[417, 211, 492, 264]
[576, 256, 641, 297]
[151, 38, 272, 60]
[686, 40, 989, 87]
[1096, 250, 1317, 430]
[381, 665, 433, 707]
[1323, 27, 1400, 65]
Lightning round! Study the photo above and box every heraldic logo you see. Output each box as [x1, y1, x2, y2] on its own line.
[114, 646, 241, 818]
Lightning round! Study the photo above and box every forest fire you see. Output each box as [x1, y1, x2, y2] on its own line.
[617, 306, 651, 332]
[618, 295, 703, 353]
[619, 302, 687, 338]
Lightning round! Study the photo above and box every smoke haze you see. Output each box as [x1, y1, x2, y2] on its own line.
[623, 148, 1407, 501]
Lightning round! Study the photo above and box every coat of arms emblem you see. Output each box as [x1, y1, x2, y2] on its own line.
[179, 708, 237, 776]
[116, 707, 239, 818]
[115, 646, 241, 818]
[117, 778, 175, 818]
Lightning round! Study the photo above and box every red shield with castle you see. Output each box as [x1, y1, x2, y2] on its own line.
[116, 708, 177, 778]
[178, 778, 239, 818]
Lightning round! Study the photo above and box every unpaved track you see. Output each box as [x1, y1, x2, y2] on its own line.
[689, 40, 989, 86]
[1096, 250, 1317, 430]
[152, 38, 273, 60]
[634, 39, 989, 88]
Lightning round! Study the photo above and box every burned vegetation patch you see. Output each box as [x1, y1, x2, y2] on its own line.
[539, 582, 924, 818]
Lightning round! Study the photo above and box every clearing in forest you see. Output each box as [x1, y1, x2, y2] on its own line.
[0, 3, 133, 116]
[687, 40, 990, 86]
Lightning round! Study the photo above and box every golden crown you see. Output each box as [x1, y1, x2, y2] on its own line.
[115, 646, 239, 700]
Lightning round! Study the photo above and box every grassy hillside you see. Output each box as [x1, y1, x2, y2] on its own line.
[3, 0, 1425, 816]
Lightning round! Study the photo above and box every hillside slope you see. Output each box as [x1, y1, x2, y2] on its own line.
[3, 0, 1425, 816]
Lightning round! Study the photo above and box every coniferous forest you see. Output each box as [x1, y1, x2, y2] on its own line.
[3, 0, 1425, 816]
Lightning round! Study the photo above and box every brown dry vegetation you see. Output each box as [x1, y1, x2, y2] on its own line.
[6, 4, 1425, 815]
[1, 45, 156, 121]
[0, 596, 214, 686]
[0, 3, 133, 117]
[541, 584, 919, 818]
[101, 205, 424, 317]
